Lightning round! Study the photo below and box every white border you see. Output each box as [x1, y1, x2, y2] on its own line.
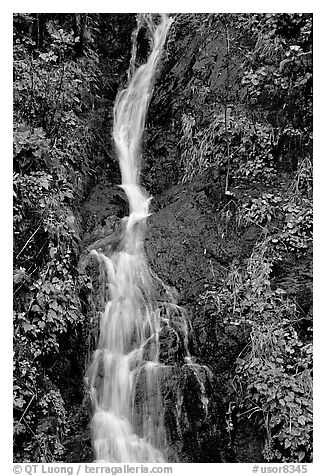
[2, 3, 324, 474]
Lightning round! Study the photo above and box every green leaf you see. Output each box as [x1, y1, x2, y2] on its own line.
[284, 439, 291, 449]
[39, 178, 49, 190]
[49, 247, 57, 259]
[47, 309, 57, 322]
[298, 415, 306, 425]
[14, 395, 26, 409]
[31, 304, 41, 312]
[22, 322, 35, 332]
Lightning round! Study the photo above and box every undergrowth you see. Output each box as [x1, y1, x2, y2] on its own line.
[201, 229, 312, 462]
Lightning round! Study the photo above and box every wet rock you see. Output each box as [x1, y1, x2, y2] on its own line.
[145, 182, 259, 304]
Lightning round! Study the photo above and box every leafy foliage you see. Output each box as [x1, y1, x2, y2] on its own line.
[201, 230, 312, 461]
[13, 13, 115, 462]
[235, 322, 312, 462]
[167, 13, 312, 186]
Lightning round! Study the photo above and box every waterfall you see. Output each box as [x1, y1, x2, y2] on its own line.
[87, 14, 172, 463]
[87, 13, 209, 463]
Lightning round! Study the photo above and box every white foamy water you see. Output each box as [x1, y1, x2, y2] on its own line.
[88, 14, 173, 463]
[87, 13, 210, 463]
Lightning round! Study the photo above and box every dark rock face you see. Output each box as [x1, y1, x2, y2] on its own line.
[146, 186, 258, 304]
[143, 15, 245, 195]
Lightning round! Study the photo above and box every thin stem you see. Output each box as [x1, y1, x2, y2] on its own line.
[17, 395, 35, 427]
[16, 221, 43, 259]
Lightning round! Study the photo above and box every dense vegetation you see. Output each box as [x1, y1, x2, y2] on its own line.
[13, 13, 312, 463]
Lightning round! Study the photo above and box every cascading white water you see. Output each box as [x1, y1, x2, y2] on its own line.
[87, 14, 173, 463]
[87, 13, 210, 463]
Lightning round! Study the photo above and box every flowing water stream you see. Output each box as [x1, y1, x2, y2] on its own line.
[87, 14, 208, 463]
